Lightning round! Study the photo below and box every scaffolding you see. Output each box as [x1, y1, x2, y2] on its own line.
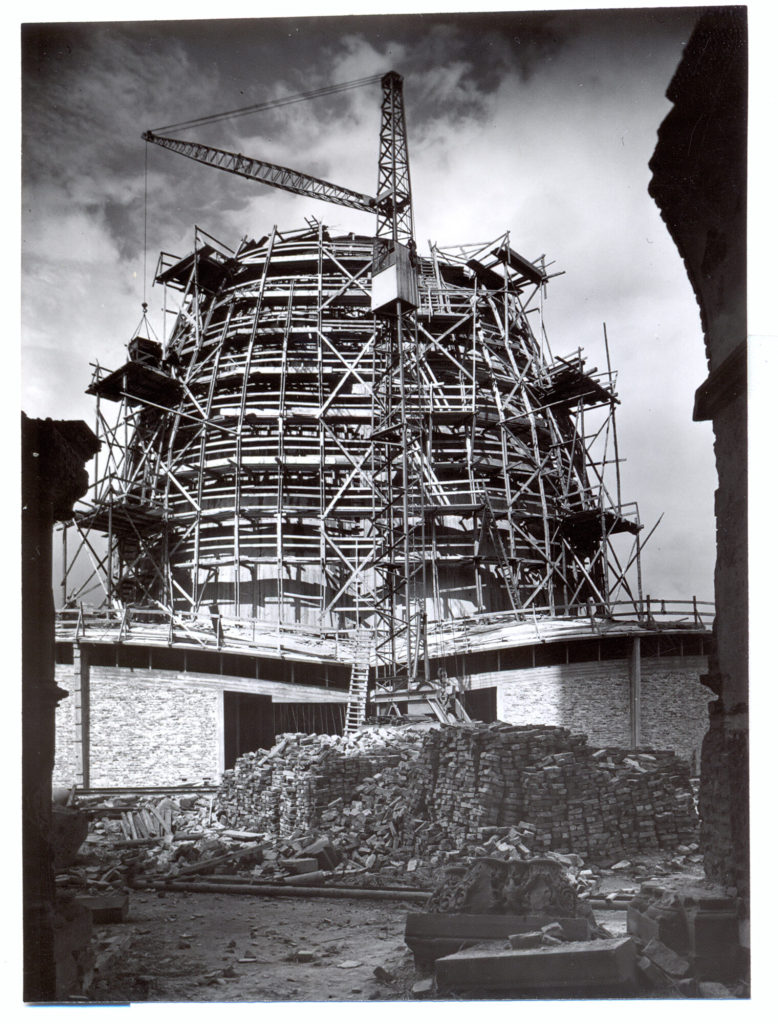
[60, 217, 662, 688]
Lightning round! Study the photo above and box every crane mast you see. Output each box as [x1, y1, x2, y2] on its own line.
[375, 71, 414, 246]
[143, 70, 427, 684]
[370, 73, 425, 684]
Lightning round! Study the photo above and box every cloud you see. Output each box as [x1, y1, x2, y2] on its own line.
[20, 12, 717, 600]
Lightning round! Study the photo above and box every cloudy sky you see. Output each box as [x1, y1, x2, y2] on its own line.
[21, 6, 722, 603]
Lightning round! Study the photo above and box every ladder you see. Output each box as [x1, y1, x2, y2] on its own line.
[344, 630, 373, 735]
[481, 491, 523, 615]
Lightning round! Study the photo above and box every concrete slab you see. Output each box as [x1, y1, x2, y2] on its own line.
[435, 936, 638, 996]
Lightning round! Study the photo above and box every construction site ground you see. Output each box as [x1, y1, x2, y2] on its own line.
[88, 856, 703, 1003]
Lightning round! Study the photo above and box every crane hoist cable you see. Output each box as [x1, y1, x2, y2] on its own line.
[151, 73, 383, 134]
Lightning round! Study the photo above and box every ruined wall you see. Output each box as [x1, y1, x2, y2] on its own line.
[467, 656, 711, 762]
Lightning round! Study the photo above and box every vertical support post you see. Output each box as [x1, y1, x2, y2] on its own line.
[94, 392, 100, 503]
[251, 564, 258, 620]
[629, 635, 641, 749]
[73, 643, 91, 789]
[107, 501, 113, 605]
[603, 322, 622, 512]
[396, 300, 413, 673]
[61, 524, 68, 608]
[636, 530, 644, 619]
[217, 690, 226, 775]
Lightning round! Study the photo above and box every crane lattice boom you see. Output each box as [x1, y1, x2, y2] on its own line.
[142, 131, 376, 213]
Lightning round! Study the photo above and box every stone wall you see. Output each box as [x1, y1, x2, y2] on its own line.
[55, 653, 711, 786]
[699, 700, 749, 897]
[53, 660, 348, 788]
[53, 675, 77, 787]
[469, 656, 711, 763]
[54, 665, 220, 787]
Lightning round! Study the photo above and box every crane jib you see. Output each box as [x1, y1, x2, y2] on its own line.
[142, 131, 376, 214]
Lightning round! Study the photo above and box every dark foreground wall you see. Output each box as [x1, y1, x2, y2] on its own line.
[22, 415, 99, 1001]
[649, 7, 748, 897]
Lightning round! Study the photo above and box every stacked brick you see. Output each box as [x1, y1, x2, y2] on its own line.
[518, 747, 697, 860]
[215, 722, 698, 864]
[217, 728, 417, 835]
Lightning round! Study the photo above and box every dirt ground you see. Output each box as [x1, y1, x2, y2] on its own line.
[87, 891, 642, 1003]
[84, 852, 704, 1003]
[91, 890, 425, 1002]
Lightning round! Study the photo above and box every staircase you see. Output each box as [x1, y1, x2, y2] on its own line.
[344, 630, 373, 735]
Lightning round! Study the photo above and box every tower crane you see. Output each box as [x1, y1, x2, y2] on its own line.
[143, 72, 414, 259]
[143, 70, 429, 693]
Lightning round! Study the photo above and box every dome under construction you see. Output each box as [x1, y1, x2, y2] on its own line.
[53, 71, 712, 789]
[82, 220, 641, 669]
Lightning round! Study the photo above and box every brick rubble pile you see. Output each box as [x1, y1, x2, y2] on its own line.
[216, 722, 697, 868]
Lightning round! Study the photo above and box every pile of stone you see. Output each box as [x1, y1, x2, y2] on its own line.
[216, 726, 429, 838]
[215, 722, 698, 870]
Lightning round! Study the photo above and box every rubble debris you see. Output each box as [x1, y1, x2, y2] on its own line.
[508, 931, 543, 949]
[411, 977, 435, 996]
[641, 938, 691, 978]
[58, 721, 702, 929]
[698, 981, 736, 999]
[627, 881, 744, 984]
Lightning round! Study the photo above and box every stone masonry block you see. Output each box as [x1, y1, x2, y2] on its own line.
[686, 906, 739, 957]
[642, 938, 691, 978]
[627, 901, 689, 951]
[435, 937, 638, 996]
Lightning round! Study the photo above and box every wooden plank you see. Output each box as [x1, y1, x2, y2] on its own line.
[150, 804, 169, 833]
[166, 842, 266, 878]
[138, 879, 430, 901]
